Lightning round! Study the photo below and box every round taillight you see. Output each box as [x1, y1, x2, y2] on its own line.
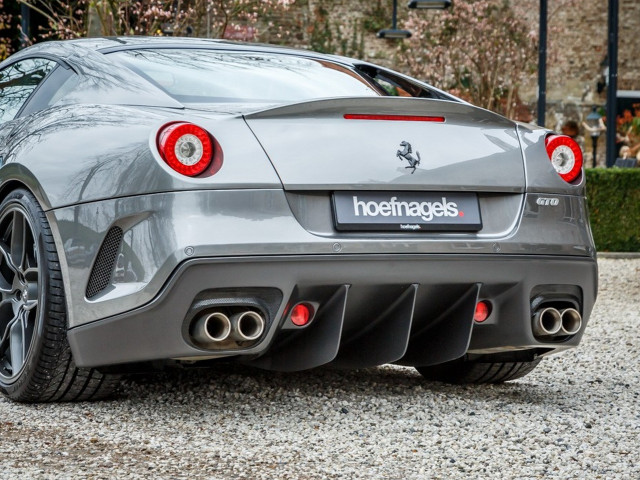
[474, 301, 491, 323]
[545, 134, 583, 183]
[157, 122, 213, 176]
[291, 303, 313, 327]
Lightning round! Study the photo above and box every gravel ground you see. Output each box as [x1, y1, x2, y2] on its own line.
[1, 258, 639, 479]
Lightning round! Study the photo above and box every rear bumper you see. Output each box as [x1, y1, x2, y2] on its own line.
[49, 189, 595, 330]
[67, 254, 598, 369]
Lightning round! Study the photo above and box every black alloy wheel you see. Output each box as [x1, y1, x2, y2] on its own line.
[0, 189, 119, 402]
[0, 200, 40, 383]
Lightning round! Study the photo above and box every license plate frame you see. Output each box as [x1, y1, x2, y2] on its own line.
[332, 191, 482, 232]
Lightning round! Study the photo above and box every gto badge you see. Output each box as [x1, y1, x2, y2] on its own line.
[397, 141, 421, 174]
[536, 197, 560, 206]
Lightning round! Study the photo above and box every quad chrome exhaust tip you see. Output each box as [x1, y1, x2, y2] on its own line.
[532, 307, 562, 337]
[191, 309, 266, 347]
[230, 311, 265, 341]
[532, 306, 583, 339]
[192, 312, 232, 345]
[560, 308, 582, 335]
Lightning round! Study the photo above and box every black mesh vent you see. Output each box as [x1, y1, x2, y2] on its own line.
[86, 227, 124, 299]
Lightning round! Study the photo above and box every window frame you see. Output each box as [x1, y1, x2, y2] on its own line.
[18, 63, 77, 118]
[353, 64, 447, 100]
[0, 55, 72, 124]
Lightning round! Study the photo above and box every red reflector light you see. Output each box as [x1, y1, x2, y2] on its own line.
[474, 301, 491, 323]
[344, 114, 445, 122]
[545, 134, 583, 183]
[157, 122, 214, 177]
[291, 303, 313, 327]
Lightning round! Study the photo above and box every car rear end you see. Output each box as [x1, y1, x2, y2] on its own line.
[44, 43, 596, 376]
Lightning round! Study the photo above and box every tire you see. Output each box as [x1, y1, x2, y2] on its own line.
[415, 356, 542, 384]
[0, 189, 119, 402]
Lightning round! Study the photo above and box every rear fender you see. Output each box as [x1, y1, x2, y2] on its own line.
[4, 104, 282, 209]
[0, 163, 51, 211]
[517, 124, 586, 195]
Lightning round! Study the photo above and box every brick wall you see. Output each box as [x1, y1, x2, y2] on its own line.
[617, 0, 640, 92]
[528, 0, 640, 102]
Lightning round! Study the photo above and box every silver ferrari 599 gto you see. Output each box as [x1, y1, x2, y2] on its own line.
[0, 37, 597, 402]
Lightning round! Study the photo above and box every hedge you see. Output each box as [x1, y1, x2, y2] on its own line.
[586, 168, 640, 252]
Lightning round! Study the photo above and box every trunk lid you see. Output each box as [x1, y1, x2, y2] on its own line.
[244, 97, 524, 192]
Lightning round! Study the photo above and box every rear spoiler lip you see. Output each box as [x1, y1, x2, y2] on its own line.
[243, 96, 515, 127]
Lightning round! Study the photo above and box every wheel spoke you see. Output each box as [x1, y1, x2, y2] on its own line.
[21, 310, 28, 363]
[22, 225, 38, 278]
[0, 280, 12, 295]
[0, 309, 20, 352]
[10, 211, 26, 274]
[23, 299, 38, 311]
[0, 240, 18, 277]
[9, 314, 25, 374]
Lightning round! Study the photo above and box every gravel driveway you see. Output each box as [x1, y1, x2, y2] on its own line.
[1, 258, 638, 479]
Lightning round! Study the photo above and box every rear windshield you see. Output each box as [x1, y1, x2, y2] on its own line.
[109, 49, 382, 104]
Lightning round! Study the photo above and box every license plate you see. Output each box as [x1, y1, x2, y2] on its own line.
[332, 191, 482, 232]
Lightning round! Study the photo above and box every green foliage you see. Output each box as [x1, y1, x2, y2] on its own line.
[633, 117, 640, 136]
[362, 4, 388, 33]
[586, 168, 640, 252]
[309, 12, 333, 53]
[340, 20, 364, 58]
[309, 5, 364, 58]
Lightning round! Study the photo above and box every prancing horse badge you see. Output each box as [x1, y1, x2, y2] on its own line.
[397, 141, 420, 174]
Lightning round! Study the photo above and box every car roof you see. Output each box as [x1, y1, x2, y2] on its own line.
[7, 36, 357, 67]
[0, 37, 463, 109]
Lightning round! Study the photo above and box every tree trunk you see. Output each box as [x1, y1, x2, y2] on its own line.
[87, 2, 102, 37]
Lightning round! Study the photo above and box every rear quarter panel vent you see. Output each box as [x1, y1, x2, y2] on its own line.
[86, 226, 124, 299]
